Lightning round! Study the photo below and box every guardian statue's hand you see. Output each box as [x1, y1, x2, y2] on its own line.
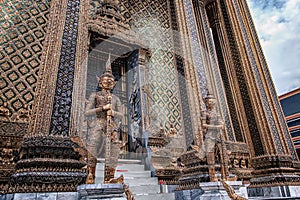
[103, 104, 112, 111]
[107, 110, 114, 117]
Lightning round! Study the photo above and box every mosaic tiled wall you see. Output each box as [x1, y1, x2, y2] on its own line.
[2, 0, 190, 136]
[183, 0, 207, 99]
[116, 0, 183, 132]
[169, 0, 194, 146]
[0, 0, 50, 115]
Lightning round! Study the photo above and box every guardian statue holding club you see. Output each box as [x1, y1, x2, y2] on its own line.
[85, 54, 124, 183]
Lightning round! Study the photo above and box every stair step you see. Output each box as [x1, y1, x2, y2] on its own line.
[96, 172, 151, 179]
[94, 176, 158, 185]
[93, 159, 175, 200]
[134, 193, 175, 200]
[97, 158, 142, 165]
[96, 169, 151, 177]
[130, 185, 160, 195]
[94, 177, 104, 184]
[95, 163, 145, 171]
[123, 177, 158, 186]
[95, 166, 145, 172]
[116, 163, 145, 171]
[95, 174, 158, 185]
[115, 171, 151, 178]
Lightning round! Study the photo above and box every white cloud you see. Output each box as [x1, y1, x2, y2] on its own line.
[248, 0, 300, 95]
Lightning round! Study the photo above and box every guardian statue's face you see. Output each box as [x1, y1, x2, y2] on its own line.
[205, 98, 215, 110]
[99, 76, 115, 90]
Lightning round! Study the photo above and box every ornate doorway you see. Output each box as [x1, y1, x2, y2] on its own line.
[85, 36, 148, 160]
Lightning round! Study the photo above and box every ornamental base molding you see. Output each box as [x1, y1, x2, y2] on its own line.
[10, 135, 87, 193]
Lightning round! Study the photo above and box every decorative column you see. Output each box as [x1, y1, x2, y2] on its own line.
[225, 0, 300, 190]
[192, 0, 235, 142]
[10, 0, 87, 193]
[201, 0, 300, 194]
[204, 0, 248, 144]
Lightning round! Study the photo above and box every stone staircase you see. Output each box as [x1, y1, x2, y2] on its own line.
[95, 159, 175, 200]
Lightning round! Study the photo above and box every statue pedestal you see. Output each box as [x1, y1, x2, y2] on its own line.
[248, 185, 300, 199]
[200, 181, 248, 200]
[175, 181, 248, 200]
[77, 184, 126, 200]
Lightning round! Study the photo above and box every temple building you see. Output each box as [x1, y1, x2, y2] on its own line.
[279, 87, 300, 160]
[0, 0, 299, 199]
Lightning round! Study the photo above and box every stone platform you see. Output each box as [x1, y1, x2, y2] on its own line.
[77, 184, 126, 200]
[175, 181, 248, 200]
[0, 192, 78, 200]
[0, 159, 175, 200]
[248, 185, 300, 199]
[0, 184, 126, 200]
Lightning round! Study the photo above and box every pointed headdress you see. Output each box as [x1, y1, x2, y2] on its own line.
[99, 53, 115, 80]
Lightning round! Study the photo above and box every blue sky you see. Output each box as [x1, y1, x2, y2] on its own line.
[248, 0, 300, 95]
